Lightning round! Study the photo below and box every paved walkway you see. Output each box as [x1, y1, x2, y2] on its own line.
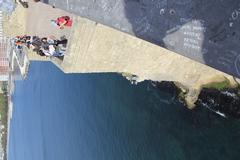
[26, 1, 73, 39]
[24, 1, 76, 61]
[40, 0, 240, 78]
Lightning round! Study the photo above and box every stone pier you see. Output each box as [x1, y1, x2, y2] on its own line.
[4, 2, 239, 107]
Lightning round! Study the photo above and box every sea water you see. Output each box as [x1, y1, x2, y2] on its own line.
[9, 62, 240, 160]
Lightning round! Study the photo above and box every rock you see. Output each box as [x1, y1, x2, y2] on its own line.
[197, 88, 240, 118]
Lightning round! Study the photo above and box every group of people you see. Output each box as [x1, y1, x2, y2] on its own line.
[14, 0, 74, 58]
[13, 14, 72, 57]
[14, 35, 68, 57]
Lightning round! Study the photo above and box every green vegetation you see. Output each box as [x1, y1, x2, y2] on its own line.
[202, 80, 232, 90]
[0, 93, 8, 160]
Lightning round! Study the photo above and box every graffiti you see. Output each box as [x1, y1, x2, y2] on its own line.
[174, 0, 192, 5]
[232, 8, 240, 20]
[209, 27, 228, 43]
[181, 21, 205, 52]
[134, 16, 151, 35]
[235, 54, 240, 76]
[216, 50, 238, 72]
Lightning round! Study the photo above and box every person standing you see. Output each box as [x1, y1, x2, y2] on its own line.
[51, 16, 73, 29]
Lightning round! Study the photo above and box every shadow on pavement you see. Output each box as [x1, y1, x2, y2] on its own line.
[38, 0, 240, 78]
[123, 0, 240, 78]
[42, 0, 49, 4]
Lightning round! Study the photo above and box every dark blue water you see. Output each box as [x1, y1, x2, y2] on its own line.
[9, 62, 240, 160]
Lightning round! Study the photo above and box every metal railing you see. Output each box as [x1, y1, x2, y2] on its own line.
[10, 38, 30, 80]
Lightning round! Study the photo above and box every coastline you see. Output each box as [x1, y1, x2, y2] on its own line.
[174, 76, 240, 109]
[6, 74, 13, 160]
[6, 100, 11, 160]
[0, 82, 10, 160]
[3, 3, 240, 110]
[123, 73, 240, 109]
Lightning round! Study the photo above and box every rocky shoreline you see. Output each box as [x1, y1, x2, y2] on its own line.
[123, 72, 240, 112]
[196, 88, 240, 119]
[152, 81, 240, 119]
[0, 91, 8, 160]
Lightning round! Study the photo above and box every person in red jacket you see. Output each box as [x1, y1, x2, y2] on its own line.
[51, 16, 73, 29]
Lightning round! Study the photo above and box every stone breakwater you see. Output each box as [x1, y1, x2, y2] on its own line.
[4, 4, 240, 110]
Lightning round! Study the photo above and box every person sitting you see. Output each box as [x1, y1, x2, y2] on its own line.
[51, 16, 73, 29]
[17, 0, 29, 8]
[35, 48, 45, 57]
[14, 35, 31, 49]
[40, 45, 65, 57]
[41, 36, 68, 48]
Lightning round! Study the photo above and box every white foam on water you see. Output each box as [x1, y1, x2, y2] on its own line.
[221, 91, 237, 98]
[199, 100, 227, 118]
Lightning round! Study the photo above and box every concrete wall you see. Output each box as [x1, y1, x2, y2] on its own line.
[58, 16, 237, 88]
[4, 3, 239, 107]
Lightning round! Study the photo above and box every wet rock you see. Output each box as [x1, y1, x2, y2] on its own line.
[196, 88, 240, 118]
[152, 81, 181, 96]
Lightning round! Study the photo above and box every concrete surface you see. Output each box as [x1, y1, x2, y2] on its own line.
[40, 0, 240, 78]
[5, 2, 240, 107]
[10, 1, 236, 89]
[26, 1, 74, 61]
